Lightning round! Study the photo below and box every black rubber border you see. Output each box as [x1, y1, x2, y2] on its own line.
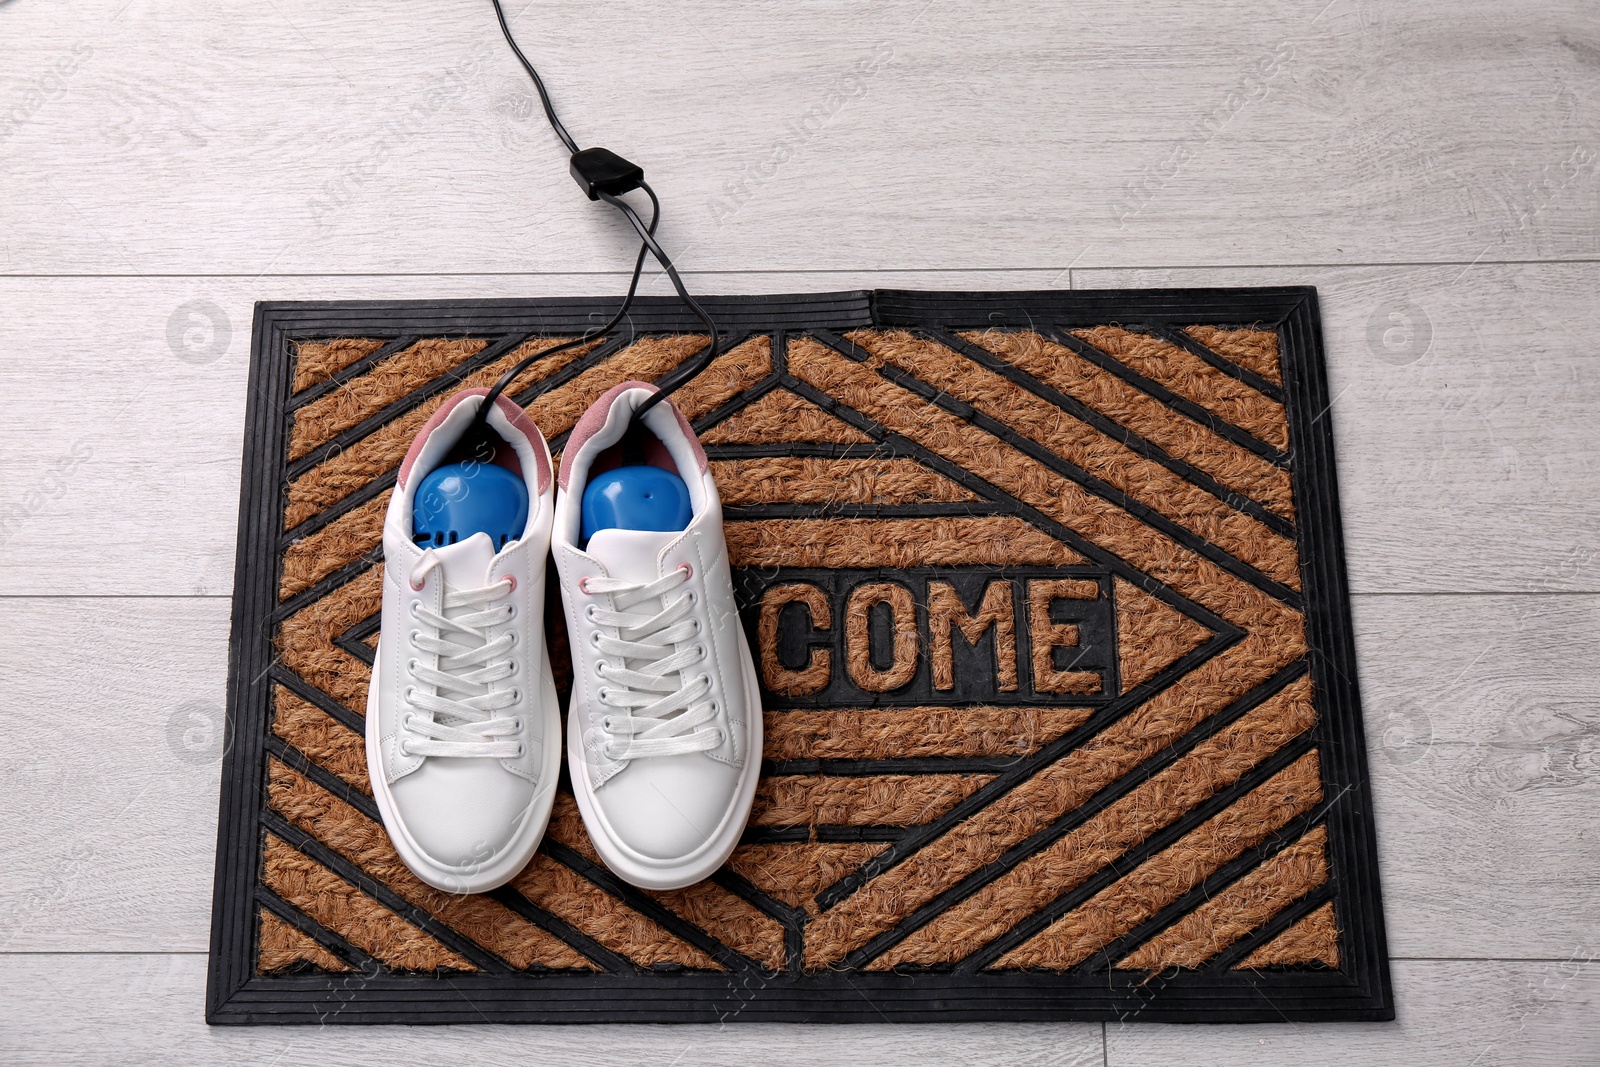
[206, 288, 1391, 1024]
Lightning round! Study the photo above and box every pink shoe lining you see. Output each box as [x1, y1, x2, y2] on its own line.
[557, 380, 708, 491]
[397, 388, 551, 493]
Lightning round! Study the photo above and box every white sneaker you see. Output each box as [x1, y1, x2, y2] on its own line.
[553, 380, 763, 891]
[365, 388, 561, 894]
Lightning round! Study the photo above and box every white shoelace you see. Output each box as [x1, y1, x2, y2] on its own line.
[585, 566, 719, 762]
[401, 551, 523, 760]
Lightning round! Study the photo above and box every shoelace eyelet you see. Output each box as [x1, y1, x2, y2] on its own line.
[514, 743, 525, 758]
[571, 565, 719, 765]
[578, 576, 592, 594]
[397, 565, 526, 764]
[409, 573, 426, 592]
[502, 575, 517, 593]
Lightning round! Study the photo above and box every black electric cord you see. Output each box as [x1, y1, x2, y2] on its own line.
[598, 184, 720, 421]
[489, 0, 578, 155]
[473, 187, 657, 419]
[471, 0, 723, 440]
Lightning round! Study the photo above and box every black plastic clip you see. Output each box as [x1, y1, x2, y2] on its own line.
[569, 147, 644, 200]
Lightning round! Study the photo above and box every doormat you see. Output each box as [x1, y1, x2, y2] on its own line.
[207, 288, 1391, 1023]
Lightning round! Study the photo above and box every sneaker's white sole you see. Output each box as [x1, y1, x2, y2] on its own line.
[566, 625, 765, 892]
[364, 643, 562, 896]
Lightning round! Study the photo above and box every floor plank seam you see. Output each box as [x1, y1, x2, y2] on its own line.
[2, 255, 1599, 280]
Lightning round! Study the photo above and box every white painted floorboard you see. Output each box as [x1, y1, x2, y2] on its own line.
[2, 0, 1597, 1061]
[2, 0, 1598, 274]
[2, 595, 1596, 1009]
[0, 955, 1107, 1067]
[1, 955, 1593, 1067]
[1106, 959, 1600, 1067]
[2, 262, 1596, 596]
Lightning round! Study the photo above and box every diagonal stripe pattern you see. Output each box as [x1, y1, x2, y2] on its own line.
[247, 319, 1345, 990]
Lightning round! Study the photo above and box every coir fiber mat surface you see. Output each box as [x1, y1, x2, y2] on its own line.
[207, 288, 1391, 1024]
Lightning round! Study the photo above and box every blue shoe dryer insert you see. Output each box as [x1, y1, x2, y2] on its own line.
[412, 462, 529, 550]
[581, 465, 691, 542]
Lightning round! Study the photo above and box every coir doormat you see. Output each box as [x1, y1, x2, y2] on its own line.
[207, 288, 1391, 1024]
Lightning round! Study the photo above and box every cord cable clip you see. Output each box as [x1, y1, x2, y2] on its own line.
[570, 147, 644, 200]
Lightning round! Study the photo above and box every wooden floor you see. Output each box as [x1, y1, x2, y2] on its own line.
[3, 0, 1597, 1062]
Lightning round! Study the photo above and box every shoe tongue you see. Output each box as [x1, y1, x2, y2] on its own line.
[427, 531, 499, 586]
[586, 527, 682, 585]
[415, 532, 501, 729]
